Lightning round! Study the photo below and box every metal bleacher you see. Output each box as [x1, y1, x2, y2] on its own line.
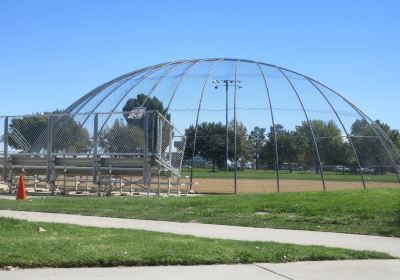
[0, 110, 187, 196]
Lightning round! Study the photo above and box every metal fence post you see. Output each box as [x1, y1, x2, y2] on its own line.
[158, 114, 163, 156]
[4, 117, 9, 191]
[47, 115, 54, 194]
[93, 113, 99, 184]
[169, 127, 173, 165]
[144, 112, 150, 195]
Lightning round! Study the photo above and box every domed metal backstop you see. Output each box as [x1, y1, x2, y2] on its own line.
[1, 58, 399, 195]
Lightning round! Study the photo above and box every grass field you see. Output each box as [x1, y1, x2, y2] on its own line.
[0, 218, 393, 268]
[1, 189, 399, 237]
[182, 168, 398, 182]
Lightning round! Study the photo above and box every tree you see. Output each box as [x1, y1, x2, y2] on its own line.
[295, 120, 350, 171]
[8, 114, 48, 151]
[185, 122, 226, 171]
[261, 124, 299, 172]
[184, 121, 252, 171]
[99, 119, 144, 153]
[374, 120, 400, 149]
[250, 126, 266, 168]
[122, 94, 171, 154]
[351, 119, 390, 174]
[51, 115, 92, 153]
[123, 93, 170, 121]
[228, 120, 252, 168]
[9, 111, 91, 153]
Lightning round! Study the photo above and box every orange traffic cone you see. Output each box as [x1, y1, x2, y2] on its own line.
[16, 171, 27, 200]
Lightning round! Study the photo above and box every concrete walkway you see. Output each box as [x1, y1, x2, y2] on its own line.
[1, 210, 400, 257]
[1, 260, 400, 280]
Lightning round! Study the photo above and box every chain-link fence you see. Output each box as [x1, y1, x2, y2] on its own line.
[0, 110, 186, 194]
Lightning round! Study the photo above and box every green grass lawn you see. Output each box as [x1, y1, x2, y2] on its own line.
[182, 168, 398, 182]
[0, 218, 393, 268]
[1, 189, 399, 237]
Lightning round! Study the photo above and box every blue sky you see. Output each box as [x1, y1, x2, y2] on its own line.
[0, 0, 399, 129]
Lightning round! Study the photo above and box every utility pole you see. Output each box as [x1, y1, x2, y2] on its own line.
[212, 79, 242, 173]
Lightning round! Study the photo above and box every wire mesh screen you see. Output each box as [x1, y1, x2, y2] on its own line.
[97, 112, 146, 155]
[0, 117, 5, 181]
[59, 58, 400, 193]
[0, 117, 4, 156]
[155, 113, 187, 173]
[7, 115, 49, 155]
[2, 58, 399, 193]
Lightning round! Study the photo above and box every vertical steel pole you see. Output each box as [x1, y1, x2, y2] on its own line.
[151, 113, 155, 153]
[169, 127, 173, 165]
[47, 115, 52, 173]
[233, 61, 240, 195]
[4, 117, 9, 193]
[3, 117, 8, 182]
[47, 115, 54, 195]
[144, 112, 150, 195]
[233, 100, 237, 194]
[158, 115, 163, 157]
[93, 113, 99, 184]
[225, 80, 229, 173]
[157, 166, 161, 196]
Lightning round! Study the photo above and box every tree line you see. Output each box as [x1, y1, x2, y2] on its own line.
[184, 118, 400, 173]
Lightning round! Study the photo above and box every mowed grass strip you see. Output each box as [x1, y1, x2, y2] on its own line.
[182, 168, 398, 182]
[0, 218, 393, 268]
[1, 189, 399, 237]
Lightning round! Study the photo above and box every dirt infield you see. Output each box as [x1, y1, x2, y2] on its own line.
[3, 176, 399, 195]
[190, 178, 400, 193]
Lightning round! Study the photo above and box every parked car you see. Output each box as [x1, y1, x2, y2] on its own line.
[281, 163, 304, 171]
[356, 167, 376, 174]
[333, 165, 351, 173]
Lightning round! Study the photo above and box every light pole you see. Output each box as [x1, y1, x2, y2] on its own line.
[213, 79, 242, 173]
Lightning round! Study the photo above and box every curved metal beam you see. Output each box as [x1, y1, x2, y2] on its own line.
[309, 79, 400, 183]
[257, 63, 280, 192]
[190, 59, 224, 188]
[165, 60, 207, 113]
[96, 61, 180, 135]
[139, 61, 192, 108]
[30, 66, 160, 152]
[73, 68, 157, 131]
[305, 77, 366, 189]
[351, 107, 400, 183]
[64, 62, 168, 114]
[277, 68, 326, 191]
[71, 69, 150, 114]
